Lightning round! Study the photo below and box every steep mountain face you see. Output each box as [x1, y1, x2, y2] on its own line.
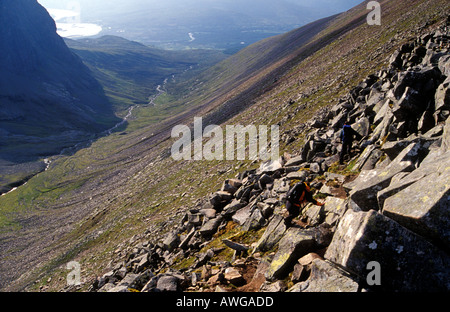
[0, 0, 120, 195]
[0, 0, 119, 153]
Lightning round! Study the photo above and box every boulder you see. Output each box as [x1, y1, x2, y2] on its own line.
[265, 227, 317, 281]
[221, 183, 238, 195]
[369, 106, 394, 144]
[322, 196, 347, 228]
[99, 283, 118, 292]
[258, 160, 283, 174]
[330, 110, 348, 131]
[325, 209, 450, 291]
[221, 199, 244, 219]
[260, 281, 287, 292]
[242, 208, 266, 232]
[286, 170, 309, 181]
[253, 214, 287, 253]
[227, 179, 243, 189]
[354, 144, 376, 171]
[199, 215, 224, 238]
[392, 66, 441, 100]
[443, 116, 450, 152]
[258, 202, 275, 219]
[284, 155, 304, 167]
[352, 117, 370, 138]
[200, 208, 217, 219]
[382, 151, 450, 250]
[435, 76, 450, 112]
[288, 259, 359, 292]
[107, 285, 130, 293]
[232, 204, 253, 226]
[373, 99, 392, 126]
[224, 267, 245, 286]
[258, 174, 274, 189]
[162, 232, 180, 252]
[301, 203, 325, 227]
[438, 54, 450, 77]
[346, 141, 424, 211]
[179, 228, 196, 250]
[187, 212, 202, 226]
[210, 191, 233, 210]
[222, 239, 249, 253]
[392, 87, 423, 121]
[272, 177, 290, 193]
[156, 275, 179, 292]
[133, 254, 150, 273]
[291, 263, 308, 284]
[418, 109, 436, 134]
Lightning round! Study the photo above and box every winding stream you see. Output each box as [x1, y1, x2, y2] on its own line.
[1, 77, 171, 197]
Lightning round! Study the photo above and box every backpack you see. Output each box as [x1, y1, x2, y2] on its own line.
[286, 182, 308, 203]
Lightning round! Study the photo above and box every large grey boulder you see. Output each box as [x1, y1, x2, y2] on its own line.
[209, 191, 233, 210]
[232, 204, 253, 225]
[156, 275, 179, 292]
[322, 196, 347, 228]
[242, 208, 266, 232]
[345, 141, 424, 211]
[442, 115, 450, 152]
[199, 215, 224, 238]
[284, 155, 304, 167]
[288, 259, 359, 292]
[435, 76, 450, 112]
[382, 150, 450, 250]
[438, 55, 450, 77]
[265, 225, 332, 282]
[253, 214, 287, 253]
[351, 117, 370, 138]
[325, 209, 450, 291]
[221, 199, 244, 219]
[392, 87, 423, 121]
[265, 227, 317, 281]
[162, 231, 180, 252]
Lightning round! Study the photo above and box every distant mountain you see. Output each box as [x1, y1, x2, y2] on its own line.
[37, 0, 362, 50]
[0, 0, 119, 160]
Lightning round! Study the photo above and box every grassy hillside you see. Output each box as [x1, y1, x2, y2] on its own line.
[66, 36, 227, 115]
[0, 0, 449, 291]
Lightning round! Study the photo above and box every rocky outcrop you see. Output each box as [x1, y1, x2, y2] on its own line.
[87, 27, 450, 293]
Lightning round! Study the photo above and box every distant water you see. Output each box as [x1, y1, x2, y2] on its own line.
[47, 8, 102, 38]
[56, 23, 102, 38]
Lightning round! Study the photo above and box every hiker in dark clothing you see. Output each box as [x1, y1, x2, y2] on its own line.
[284, 181, 324, 227]
[339, 122, 362, 165]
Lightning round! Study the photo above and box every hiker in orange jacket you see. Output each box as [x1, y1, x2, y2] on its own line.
[284, 181, 324, 227]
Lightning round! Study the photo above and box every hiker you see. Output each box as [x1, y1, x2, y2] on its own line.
[339, 121, 362, 165]
[284, 181, 324, 227]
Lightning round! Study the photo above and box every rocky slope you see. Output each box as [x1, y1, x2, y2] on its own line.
[86, 28, 450, 293]
[1, 0, 449, 293]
